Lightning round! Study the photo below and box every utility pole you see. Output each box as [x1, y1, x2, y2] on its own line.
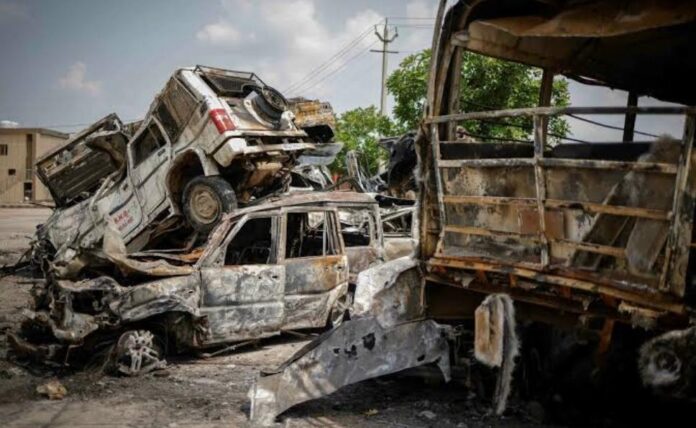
[371, 18, 398, 115]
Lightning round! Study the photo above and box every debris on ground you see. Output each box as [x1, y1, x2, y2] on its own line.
[418, 410, 437, 420]
[36, 379, 67, 400]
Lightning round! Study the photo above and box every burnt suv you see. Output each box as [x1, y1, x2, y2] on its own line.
[12, 193, 366, 375]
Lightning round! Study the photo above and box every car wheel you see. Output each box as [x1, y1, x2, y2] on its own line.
[114, 330, 166, 376]
[328, 292, 352, 328]
[182, 176, 237, 233]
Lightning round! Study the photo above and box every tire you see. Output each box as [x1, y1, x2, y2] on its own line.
[182, 176, 237, 234]
[250, 86, 288, 123]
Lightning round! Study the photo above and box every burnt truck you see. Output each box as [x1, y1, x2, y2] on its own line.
[250, 0, 696, 424]
[11, 192, 384, 375]
[34, 66, 340, 277]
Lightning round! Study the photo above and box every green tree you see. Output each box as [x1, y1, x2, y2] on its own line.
[332, 105, 405, 174]
[387, 49, 570, 143]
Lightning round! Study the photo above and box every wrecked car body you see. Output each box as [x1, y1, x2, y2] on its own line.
[12, 193, 384, 372]
[287, 97, 337, 144]
[248, 0, 696, 423]
[35, 66, 335, 278]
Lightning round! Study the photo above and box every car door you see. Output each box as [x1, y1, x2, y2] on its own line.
[280, 208, 349, 330]
[198, 214, 286, 345]
[127, 118, 171, 223]
[337, 206, 380, 282]
[382, 207, 418, 260]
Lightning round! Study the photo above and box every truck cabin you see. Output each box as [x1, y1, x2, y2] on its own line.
[420, 0, 696, 331]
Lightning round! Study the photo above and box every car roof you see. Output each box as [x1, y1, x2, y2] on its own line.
[223, 191, 379, 221]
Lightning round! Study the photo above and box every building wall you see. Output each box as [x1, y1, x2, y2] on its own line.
[0, 130, 67, 204]
[0, 132, 28, 203]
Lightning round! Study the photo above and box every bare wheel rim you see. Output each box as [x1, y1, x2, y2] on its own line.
[330, 293, 350, 327]
[189, 184, 221, 225]
[116, 330, 165, 376]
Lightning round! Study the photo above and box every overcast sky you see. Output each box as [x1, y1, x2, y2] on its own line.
[0, 0, 684, 140]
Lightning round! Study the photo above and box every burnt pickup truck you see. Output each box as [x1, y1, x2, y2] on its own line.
[11, 193, 386, 375]
[34, 66, 339, 277]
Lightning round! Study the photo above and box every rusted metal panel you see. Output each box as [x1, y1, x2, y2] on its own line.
[518, 208, 564, 239]
[282, 283, 348, 330]
[664, 114, 696, 296]
[283, 255, 348, 294]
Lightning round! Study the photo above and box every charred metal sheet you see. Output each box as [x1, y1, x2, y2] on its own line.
[35, 113, 129, 208]
[102, 222, 194, 277]
[248, 318, 451, 425]
[112, 275, 200, 322]
[379, 132, 417, 198]
[199, 265, 285, 345]
[282, 283, 348, 331]
[288, 98, 336, 143]
[474, 294, 519, 415]
[296, 142, 343, 166]
[453, 0, 696, 104]
[353, 256, 422, 324]
[284, 255, 348, 295]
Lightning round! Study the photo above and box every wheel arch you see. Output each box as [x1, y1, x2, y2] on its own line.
[166, 149, 219, 214]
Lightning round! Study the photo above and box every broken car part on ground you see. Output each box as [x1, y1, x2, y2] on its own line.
[248, 0, 696, 424]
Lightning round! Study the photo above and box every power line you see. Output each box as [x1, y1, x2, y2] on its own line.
[283, 21, 381, 94]
[462, 99, 660, 139]
[283, 16, 435, 96]
[292, 40, 379, 96]
[567, 114, 660, 138]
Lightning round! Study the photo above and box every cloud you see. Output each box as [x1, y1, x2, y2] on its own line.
[58, 62, 101, 96]
[405, 0, 436, 20]
[194, 0, 437, 111]
[253, 1, 384, 94]
[196, 21, 242, 46]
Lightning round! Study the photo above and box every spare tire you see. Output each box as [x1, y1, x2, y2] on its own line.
[182, 176, 237, 234]
[250, 86, 288, 124]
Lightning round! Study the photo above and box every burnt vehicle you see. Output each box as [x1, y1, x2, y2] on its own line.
[35, 66, 332, 277]
[250, 0, 696, 424]
[10, 193, 384, 374]
[288, 97, 337, 144]
[378, 132, 417, 199]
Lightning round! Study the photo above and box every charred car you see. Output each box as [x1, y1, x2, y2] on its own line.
[10, 193, 385, 374]
[34, 66, 338, 277]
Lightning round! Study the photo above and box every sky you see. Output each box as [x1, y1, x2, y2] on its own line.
[0, 0, 685, 140]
